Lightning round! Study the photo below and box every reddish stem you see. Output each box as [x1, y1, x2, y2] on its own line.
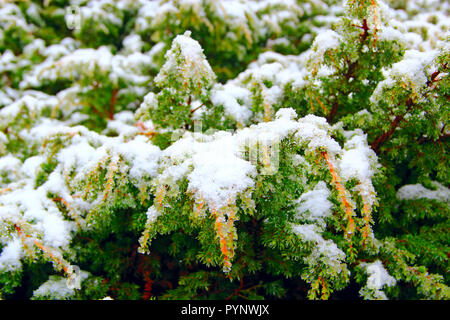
[108, 88, 118, 120]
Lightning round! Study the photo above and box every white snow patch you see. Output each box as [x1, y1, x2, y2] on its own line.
[397, 182, 449, 202]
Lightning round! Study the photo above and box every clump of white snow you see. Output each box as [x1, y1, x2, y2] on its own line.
[359, 260, 396, 299]
[154, 30, 216, 91]
[295, 181, 333, 224]
[397, 182, 449, 202]
[0, 237, 23, 271]
[32, 271, 90, 299]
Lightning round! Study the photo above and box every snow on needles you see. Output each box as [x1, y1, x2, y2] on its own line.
[307, 30, 342, 71]
[0, 237, 23, 272]
[187, 132, 256, 209]
[156, 109, 345, 212]
[293, 222, 347, 272]
[32, 271, 90, 300]
[370, 49, 439, 104]
[339, 130, 379, 208]
[20, 46, 154, 88]
[210, 83, 252, 123]
[159, 130, 256, 210]
[0, 120, 162, 273]
[154, 31, 216, 91]
[359, 260, 396, 299]
[397, 182, 450, 202]
[295, 181, 333, 224]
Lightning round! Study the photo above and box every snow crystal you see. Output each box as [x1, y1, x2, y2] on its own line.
[360, 260, 396, 290]
[57, 141, 97, 173]
[21, 156, 45, 179]
[0, 50, 18, 73]
[154, 31, 216, 89]
[158, 109, 343, 210]
[122, 34, 144, 53]
[0, 93, 57, 121]
[292, 219, 346, 270]
[294, 221, 346, 269]
[0, 90, 13, 106]
[0, 169, 76, 249]
[0, 3, 34, 32]
[79, 0, 122, 25]
[0, 155, 21, 184]
[308, 30, 342, 66]
[378, 26, 405, 43]
[397, 182, 449, 202]
[115, 135, 161, 181]
[295, 181, 333, 222]
[106, 111, 139, 137]
[211, 84, 252, 123]
[339, 133, 377, 181]
[41, 38, 79, 60]
[275, 108, 297, 120]
[23, 39, 45, 57]
[0, 131, 7, 145]
[146, 205, 161, 224]
[291, 224, 323, 243]
[340, 150, 370, 180]
[0, 237, 23, 271]
[371, 48, 440, 104]
[390, 49, 438, 89]
[106, 120, 138, 137]
[317, 65, 335, 77]
[251, 62, 284, 83]
[42, 212, 73, 248]
[314, 239, 346, 267]
[216, 0, 252, 20]
[186, 133, 256, 209]
[33, 271, 89, 299]
[295, 115, 342, 156]
[20, 45, 153, 89]
[0, 155, 21, 173]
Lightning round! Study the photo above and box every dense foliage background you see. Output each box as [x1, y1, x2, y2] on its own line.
[0, 0, 448, 300]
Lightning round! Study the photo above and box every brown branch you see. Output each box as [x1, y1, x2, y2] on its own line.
[426, 70, 441, 87]
[371, 60, 448, 153]
[190, 103, 204, 114]
[84, 101, 107, 119]
[108, 88, 118, 120]
[371, 98, 414, 152]
[327, 99, 339, 123]
[225, 277, 244, 300]
[417, 132, 450, 145]
[327, 56, 357, 123]
[371, 114, 404, 152]
[360, 18, 370, 42]
[321, 151, 355, 237]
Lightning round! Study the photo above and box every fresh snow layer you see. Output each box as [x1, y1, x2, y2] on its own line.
[397, 182, 450, 202]
[360, 260, 396, 290]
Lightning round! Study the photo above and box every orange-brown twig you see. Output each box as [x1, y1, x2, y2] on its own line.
[156, 185, 166, 207]
[211, 206, 236, 272]
[313, 94, 328, 114]
[321, 151, 355, 237]
[14, 224, 70, 274]
[52, 197, 81, 228]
